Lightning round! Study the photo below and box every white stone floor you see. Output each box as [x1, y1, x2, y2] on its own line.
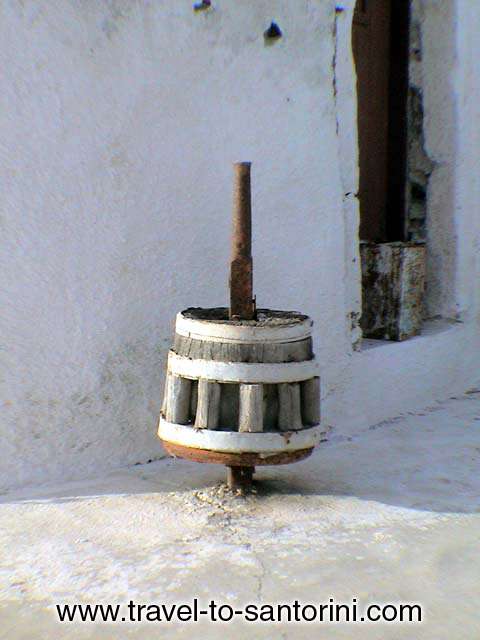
[1, 393, 480, 639]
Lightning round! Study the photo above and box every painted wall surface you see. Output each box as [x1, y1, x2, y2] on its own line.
[2, 0, 480, 491]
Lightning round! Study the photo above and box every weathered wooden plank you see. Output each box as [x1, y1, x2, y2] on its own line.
[173, 334, 312, 363]
[165, 373, 192, 425]
[190, 380, 198, 422]
[160, 379, 167, 416]
[278, 382, 303, 431]
[301, 377, 320, 425]
[219, 383, 239, 429]
[239, 384, 264, 432]
[360, 243, 426, 341]
[194, 379, 221, 429]
[263, 383, 279, 430]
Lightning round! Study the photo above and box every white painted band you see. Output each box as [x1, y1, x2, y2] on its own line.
[175, 312, 313, 344]
[158, 417, 323, 453]
[167, 351, 318, 383]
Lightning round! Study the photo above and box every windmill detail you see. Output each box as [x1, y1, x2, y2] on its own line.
[158, 163, 323, 490]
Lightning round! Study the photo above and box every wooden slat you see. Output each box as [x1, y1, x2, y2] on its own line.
[263, 383, 279, 430]
[190, 380, 198, 422]
[239, 384, 264, 432]
[278, 382, 303, 431]
[165, 373, 192, 425]
[219, 383, 239, 430]
[194, 379, 221, 429]
[160, 381, 167, 417]
[301, 377, 320, 425]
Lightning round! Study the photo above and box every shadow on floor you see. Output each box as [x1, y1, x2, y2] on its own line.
[3, 395, 480, 515]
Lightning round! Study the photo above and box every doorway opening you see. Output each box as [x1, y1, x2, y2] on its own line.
[352, 0, 426, 341]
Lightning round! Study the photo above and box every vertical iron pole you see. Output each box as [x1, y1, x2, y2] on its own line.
[227, 466, 255, 493]
[230, 162, 255, 321]
[228, 162, 256, 489]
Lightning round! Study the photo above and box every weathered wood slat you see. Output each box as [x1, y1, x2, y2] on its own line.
[194, 379, 221, 429]
[262, 383, 279, 430]
[173, 334, 312, 363]
[165, 373, 192, 425]
[301, 377, 320, 425]
[278, 382, 303, 431]
[190, 380, 198, 422]
[219, 383, 239, 429]
[163, 374, 319, 431]
[239, 384, 264, 432]
[160, 381, 167, 416]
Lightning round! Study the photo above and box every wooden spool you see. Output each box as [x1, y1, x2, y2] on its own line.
[158, 307, 323, 465]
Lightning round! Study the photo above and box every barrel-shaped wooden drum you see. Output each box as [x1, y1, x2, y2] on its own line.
[158, 308, 324, 466]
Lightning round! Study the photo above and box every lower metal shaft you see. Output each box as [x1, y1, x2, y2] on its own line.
[226, 466, 255, 491]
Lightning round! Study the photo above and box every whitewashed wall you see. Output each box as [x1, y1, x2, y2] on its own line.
[2, 0, 480, 491]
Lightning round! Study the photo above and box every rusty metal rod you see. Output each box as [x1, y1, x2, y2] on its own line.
[227, 465, 255, 492]
[228, 163, 256, 488]
[229, 162, 255, 321]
